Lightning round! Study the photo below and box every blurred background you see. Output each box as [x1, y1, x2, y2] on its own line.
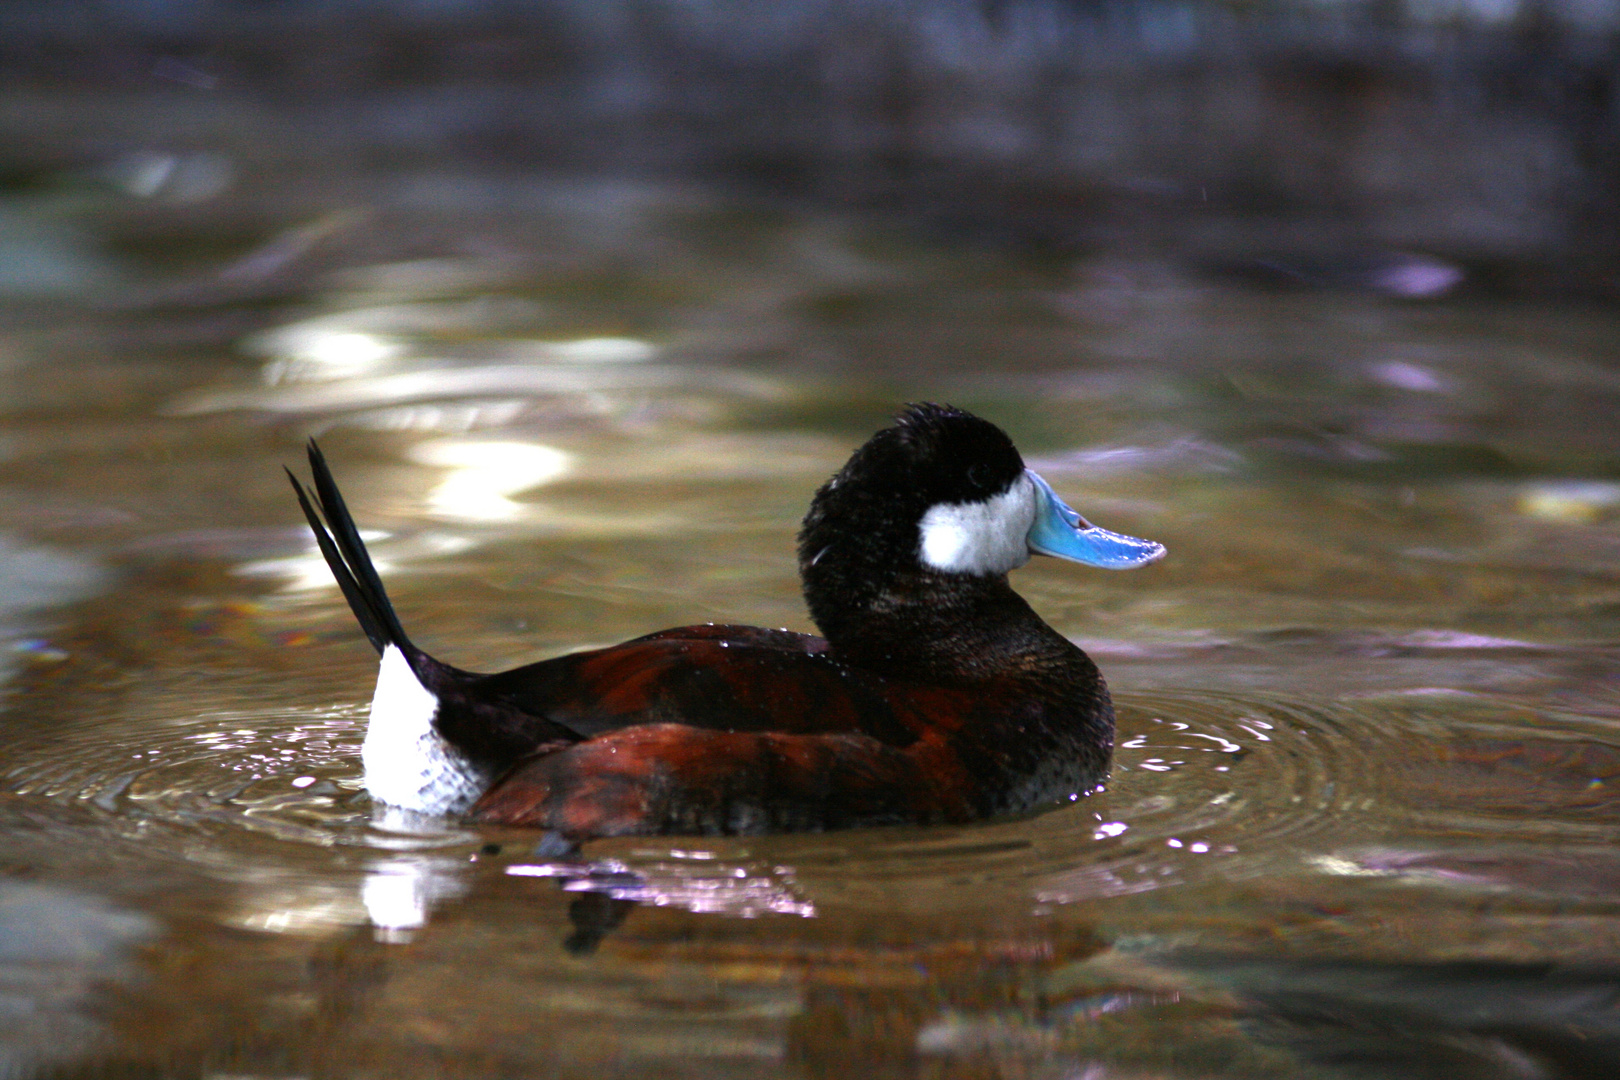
[4, 4, 1620, 1079]
[4, 0, 1620, 303]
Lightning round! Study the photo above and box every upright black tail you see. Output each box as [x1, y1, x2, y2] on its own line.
[287, 441, 413, 656]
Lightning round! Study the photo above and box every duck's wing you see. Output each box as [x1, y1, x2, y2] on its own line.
[466, 720, 964, 834]
[462, 625, 922, 747]
[450, 625, 987, 834]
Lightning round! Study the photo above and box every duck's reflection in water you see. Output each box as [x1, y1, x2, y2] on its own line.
[359, 856, 470, 944]
[358, 848, 633, 954]
[560, 890, 637, 954]
[505, 842, 818, 954]
[356, 819, 820, 952]
[340, 843, 1130, 1075]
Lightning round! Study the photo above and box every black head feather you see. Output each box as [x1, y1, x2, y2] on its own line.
[797, 403, 1026, 644]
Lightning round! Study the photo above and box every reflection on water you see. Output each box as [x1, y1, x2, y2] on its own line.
[0, 881, 154, 1077]
[2, 174, 1620, 1077]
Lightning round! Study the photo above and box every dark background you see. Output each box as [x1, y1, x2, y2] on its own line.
[3, 0, 1618, 302]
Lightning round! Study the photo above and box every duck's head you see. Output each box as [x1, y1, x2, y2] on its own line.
[798, 403, 1164, 642]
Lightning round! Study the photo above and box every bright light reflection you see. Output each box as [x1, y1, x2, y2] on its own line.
[506, 860, 815, 918]
[409, 439, 573, 522]
[1307, 854, 1390, 878]
[239, 530, 475, 592]
[1517, 480, 1620, 524]
[546, 336, 656, 363]
[350, 399, 530, 433]
[361, 857, 468, 943]
[231, 889, 366, 935]
[237, 529, 388, 592]
[259, 329, 403, 385]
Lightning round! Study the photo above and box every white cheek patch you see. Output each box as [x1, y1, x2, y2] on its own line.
[363, 644, 487, 816]
[918, 474, 1038, 575]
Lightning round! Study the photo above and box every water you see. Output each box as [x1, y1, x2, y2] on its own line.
[2, 169, 1619, 1079]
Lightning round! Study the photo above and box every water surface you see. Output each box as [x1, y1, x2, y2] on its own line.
[2, 172, 1619, 1078]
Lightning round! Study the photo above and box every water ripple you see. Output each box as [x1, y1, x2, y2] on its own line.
[5, 683, 1616, 925]
[1, 705, 374, 846]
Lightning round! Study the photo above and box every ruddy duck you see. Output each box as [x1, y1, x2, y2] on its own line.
[288, 404, 1164, 838]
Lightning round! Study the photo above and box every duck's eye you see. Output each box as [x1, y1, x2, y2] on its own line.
[966, 463, 996, 491]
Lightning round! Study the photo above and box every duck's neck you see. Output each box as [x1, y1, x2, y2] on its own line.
[808, 568, 1085, 684]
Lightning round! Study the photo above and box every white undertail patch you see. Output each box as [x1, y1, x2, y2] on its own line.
[363, 644, 487, 816]
[918, 474, 1038, 575]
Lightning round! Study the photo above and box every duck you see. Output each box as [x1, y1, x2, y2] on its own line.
[287, 403, 1164, 839]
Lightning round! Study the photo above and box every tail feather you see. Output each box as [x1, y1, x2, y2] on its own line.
[287, 441, 412, 656]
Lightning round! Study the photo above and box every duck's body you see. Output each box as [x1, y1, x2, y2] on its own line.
[289, 404, 1163, 838]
